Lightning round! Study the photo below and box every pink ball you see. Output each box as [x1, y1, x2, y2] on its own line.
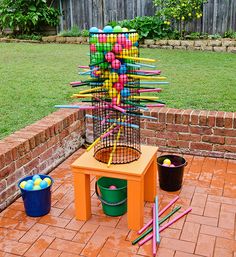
[170, 164, 175, 167]
[112, 43, 123, 54]
[119, 74, 128, 84]
[105, 52, 115, 62]
[111, 59, 121, 69]
[117, 34, 127, 45]
[113, 82, 124, 91]
[98, 33, 107, 43]
[90, 44, 97, 52]
[162, 163, 170, 167]
[124, 39, 132, 49]
[109, 185, 117, 190]
[112, 97, 117, 105]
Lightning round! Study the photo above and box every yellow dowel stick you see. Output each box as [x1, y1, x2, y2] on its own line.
[117, 93, 121, 105]
[79, 86, 103, 94]
[87, 123, 117, 151]
[133, 96, 159, 100]
[128, 74, 166, 80]
[107, 120, 125, 167]
[117, 56, 156, 63]
[71, 94, 93, 98]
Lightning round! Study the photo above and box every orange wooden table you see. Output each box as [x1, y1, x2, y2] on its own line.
[71, 145, 158, 230]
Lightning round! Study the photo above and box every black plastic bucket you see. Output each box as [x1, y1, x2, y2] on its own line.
[157, 155, 187, 191]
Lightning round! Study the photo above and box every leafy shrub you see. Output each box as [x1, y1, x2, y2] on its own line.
[81, 29, 89, 37]
[223, 30, 236, 39]
[59, 26, 81, 37]
[153, 0, 207, 37]
[14, 34, 42, 41]
[109, 16, 174, 40]
[208, 34, 222, 39]
[0, 0, 60, 35]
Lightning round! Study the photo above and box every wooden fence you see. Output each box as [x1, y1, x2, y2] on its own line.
[55, 0, 236, 35]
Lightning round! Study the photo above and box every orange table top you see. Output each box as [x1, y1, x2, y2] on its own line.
[71, 145, 158, 177]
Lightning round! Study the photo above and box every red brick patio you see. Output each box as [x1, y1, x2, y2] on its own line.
[0, 148, 236, 257]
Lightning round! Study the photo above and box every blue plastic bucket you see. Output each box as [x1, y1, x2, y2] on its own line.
[18, 174, 53, 217]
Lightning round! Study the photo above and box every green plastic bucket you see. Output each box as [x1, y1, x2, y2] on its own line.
[95, 177, 127, 216]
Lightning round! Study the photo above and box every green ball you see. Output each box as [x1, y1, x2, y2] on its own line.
[90, 35, 98, 44]
[113, 26, 122, 32]
[33, 185, 41, 190]
[95, 42, 104, 52]
[95, 52, 104, 62]
[103, 43, 112, 52]
[99, 62, 109, 69]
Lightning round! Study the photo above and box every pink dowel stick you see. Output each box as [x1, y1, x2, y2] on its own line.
[138, 196, 179, 234]
[138, 88, 162, 93]
[146, 104, 165, 107]
[152, 204, 157, 256]
[134, 70, 161, 74]
[78, 65, 89, 69]
[100, 126, 120, 139]
[138, 207, 192, 246]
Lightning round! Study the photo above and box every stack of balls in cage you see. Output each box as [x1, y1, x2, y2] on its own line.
[89, 25, 139, 103]
[19, 175, 52, 191]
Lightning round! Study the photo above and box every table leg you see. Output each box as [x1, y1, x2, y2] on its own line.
[127, 179, 144, 230]
[144, 157, 157, 202]
[73, 171, 91, 220]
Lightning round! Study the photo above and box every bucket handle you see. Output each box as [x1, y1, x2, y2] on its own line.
[95, 181, 127, 206]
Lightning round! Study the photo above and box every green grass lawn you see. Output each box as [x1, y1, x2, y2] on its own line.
[0, 43, 235, 139]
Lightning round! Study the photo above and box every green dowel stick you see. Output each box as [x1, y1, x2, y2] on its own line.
[132, 206, 181, 245]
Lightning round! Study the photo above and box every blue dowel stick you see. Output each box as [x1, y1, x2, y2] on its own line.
[137, 63, 156, 68]
[85, 114, 139, 129]
[126, 63, 141, 68]
[155, 196, 160, 243]
[125, 113, 158, 120]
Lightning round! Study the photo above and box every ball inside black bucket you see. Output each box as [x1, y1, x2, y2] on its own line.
[157, 155, 187, 191]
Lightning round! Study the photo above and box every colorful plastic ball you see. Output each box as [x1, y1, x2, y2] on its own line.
[105, 52, 115, 62]
[133, 41, 139, 47]
[24, 182, 34, 191]
[90, 44, 97, 53]
[90, 35, 98, 44]
[120, 88, 131, 98]
[103, 43, 113, 52]
[112, 97, 117, 105]
[19, 181, 27, 189]
[101, 70, 110, 78]
[122, 28, 128, 32]
[113, 25, 122, 32]
[124, 39, 132, 49]
[170, 164, 175, 167]
[40, 180, 48, 189]
[112, 43, 122, 54]
[95, 42, 104, 52]
[162, 163, 170, 167]
[163, 159, 171, 165]
[103, 80, 113, 89]
[34, 178, 42, 186]
[109, 72, 119, 82]
[98, 33, 107, 43]
[118, 64, 127, 74]
[94, 52, 104, 62]
[109, 88, 118, 98]
[27, 179, 34, 185]
[130, 46, 139, 55]
[113, 82, 124, 91]
[119, 74, 128, 84]
[122, 48, 130, 56]
[103, 25, 113, 33]
[109, 185, 117, 189]
[44, 177, 51, 186]
[130, 29, 136, 32]
[107, 34, 117, 44]
[117, 34, 127, 45]
[33, 185, 41, 191]
[111, 59, 121, 69]
[98, 29, 103, 33]
[32, 174, 40, 181]
[99, 62, 109, 69]
[89, 27, 99, 33]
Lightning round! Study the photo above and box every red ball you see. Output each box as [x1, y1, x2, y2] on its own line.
[111, 59, 121, 69]
[112, 43, 123, 54]
[119, 74, 128, 84]
[113, 82, 124, 91]
[105, 52, 115, 62]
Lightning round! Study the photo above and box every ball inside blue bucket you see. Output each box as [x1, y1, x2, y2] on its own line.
[18, 174, 53, 217]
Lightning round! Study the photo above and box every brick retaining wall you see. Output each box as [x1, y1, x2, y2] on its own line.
[86, 108, 236, 159]
[0, 109, 85, 211]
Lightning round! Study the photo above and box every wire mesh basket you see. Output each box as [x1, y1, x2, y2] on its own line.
[89, 31, 141, 164]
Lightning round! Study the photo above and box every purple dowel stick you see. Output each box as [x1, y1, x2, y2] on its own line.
[138, 196, 179, 234]
[152, 204, 157, 256]
[138, 207, 192, 246]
